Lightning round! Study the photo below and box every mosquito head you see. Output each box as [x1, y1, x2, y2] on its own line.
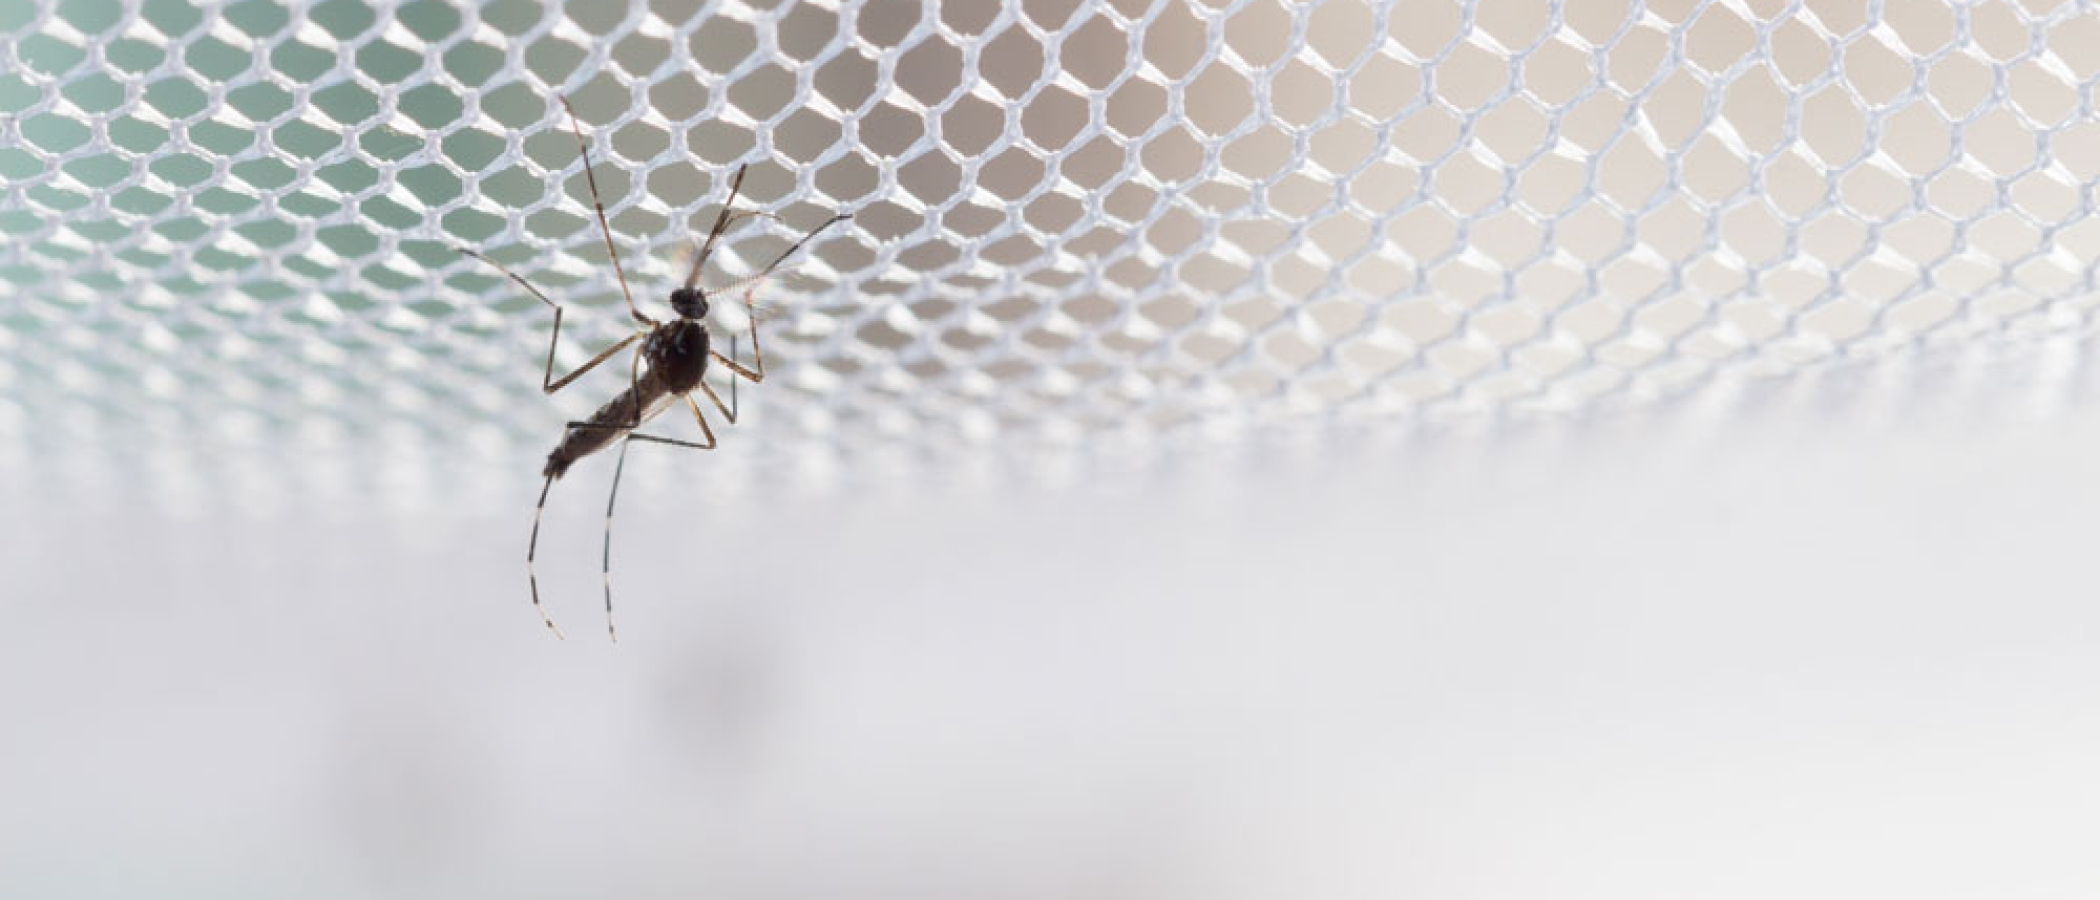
[669, 286, 709, 319]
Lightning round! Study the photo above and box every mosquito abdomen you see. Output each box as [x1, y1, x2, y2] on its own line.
[543, 375, 671, 479]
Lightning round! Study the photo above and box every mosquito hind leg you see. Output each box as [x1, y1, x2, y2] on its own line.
[600, 438, 633, 642]
[597, 398, 722, 641]
[526, 473, 568, 640]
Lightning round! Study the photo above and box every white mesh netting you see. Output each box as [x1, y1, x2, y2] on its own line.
[7, 0, 2100, 499]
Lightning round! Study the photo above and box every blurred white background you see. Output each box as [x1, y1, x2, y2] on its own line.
[8, 349, 2100, 899]
[12, 0, 2100, 895]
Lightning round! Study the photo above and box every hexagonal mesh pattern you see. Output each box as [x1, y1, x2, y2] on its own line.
[6, 0, 2100, 480]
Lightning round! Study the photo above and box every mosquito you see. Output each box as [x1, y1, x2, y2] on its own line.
[461, 97, 850, 641]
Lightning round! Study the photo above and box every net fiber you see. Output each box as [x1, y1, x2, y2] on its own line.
[6, 0, 2100, 463]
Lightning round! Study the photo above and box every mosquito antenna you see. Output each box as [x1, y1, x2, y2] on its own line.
[685, 164, 749, 290]
[747, 213, 853, 285]
[677, 209, 780, 285]
[706, 269, 812, 308]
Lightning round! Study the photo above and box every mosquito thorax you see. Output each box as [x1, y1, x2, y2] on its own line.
[668, 287, 709, 320]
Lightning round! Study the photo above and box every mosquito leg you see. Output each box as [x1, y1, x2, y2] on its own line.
[596, 397, 721, 642]
[700, 337, 740, 423]
[559, 95, 649, 327]
[526, 474, 568, 640]
[458, 247, 557, 310]
[563, 421, 718, 450]
[459, 249, 635, 395]
[712, 306, 764, 385]
[699, 382, 735, 425]
[545, 332, 642, 395]
[594, 351, 666, 640]
[525, 340, 645, 638]
[600, 438, 631, 641]
[566, 389, 724, 447]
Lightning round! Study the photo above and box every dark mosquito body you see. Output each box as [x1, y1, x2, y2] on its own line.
[542, 316, 710, 479]
[462, 96, 851, 641]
